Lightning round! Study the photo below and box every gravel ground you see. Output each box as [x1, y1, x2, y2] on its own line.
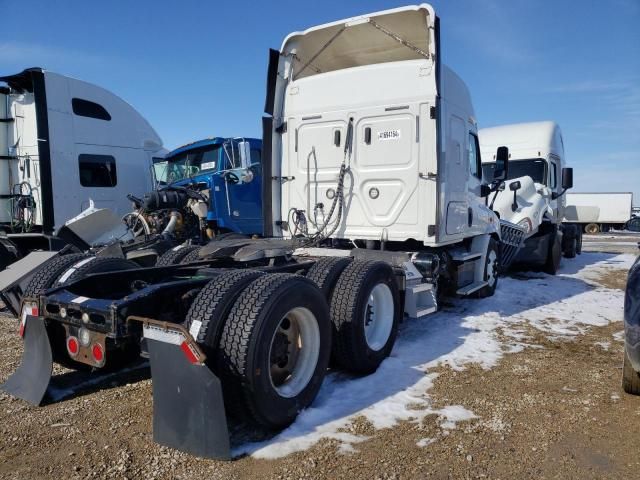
[582, 232, 640, 255]
[0, 255, 637, 479]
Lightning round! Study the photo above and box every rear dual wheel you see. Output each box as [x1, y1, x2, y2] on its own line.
[328, 260, 401, 374]
[188, 273, 331, 429]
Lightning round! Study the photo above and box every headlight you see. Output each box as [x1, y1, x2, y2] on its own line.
[517, 217, 533, 234]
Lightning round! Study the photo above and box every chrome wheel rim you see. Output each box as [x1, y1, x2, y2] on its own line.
[486, 249, 498, 287]
[268, 307, 320, 398]
[364, 283, 394, 351]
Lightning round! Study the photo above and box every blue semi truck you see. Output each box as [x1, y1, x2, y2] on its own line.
[124, 137, 263, 246]
[150, 136, 263, 238]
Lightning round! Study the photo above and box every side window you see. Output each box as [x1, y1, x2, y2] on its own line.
[250, 148, 262, 176]
[79, 154, 117, 187]
[550, 161, 557, 188]
[250, 148, 261, 165]
[72, 98, 111, 121]
[468, 133, 481, 179]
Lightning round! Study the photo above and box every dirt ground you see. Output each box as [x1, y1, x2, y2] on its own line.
[0, 253, 637, 479]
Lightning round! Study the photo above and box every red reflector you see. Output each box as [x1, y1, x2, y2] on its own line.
[31, 306, 39, 317]
[19, 323, 25, 338]
[67, 337, 79, 356]
[92, 343, 104, 363]
[180, 341, 199, 365]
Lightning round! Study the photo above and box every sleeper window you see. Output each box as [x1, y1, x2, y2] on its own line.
[79, 154, 117, 187]
[72, 98, 111, 121]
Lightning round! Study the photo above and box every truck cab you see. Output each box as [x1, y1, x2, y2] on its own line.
[153, 137, 263, 236]
[265, 4, 503, 249]
[480, 121, 577, 273]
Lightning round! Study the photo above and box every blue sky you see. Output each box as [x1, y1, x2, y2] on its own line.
[1, 0, 639, 200]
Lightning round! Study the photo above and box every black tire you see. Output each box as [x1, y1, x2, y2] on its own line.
[575, 229, 583, 255]
[623, 348, 640, 395]
[156, 245, 201, 266]
[329, 260, 401, 374]
[543, 232, 562, 275]
[585, 223, 599, 234]
[23, 253, 90, 297]
[184, 270, 265, 364]
[219, 274, 331, 428]
[564, 237, 577, 259]
[305, 256, 352, 300]
[180, 246, 203, 264]
[53, 256, 138, 286]
[473, 238, 500, 299]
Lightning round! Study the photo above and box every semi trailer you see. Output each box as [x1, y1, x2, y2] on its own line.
[564, 192, 633, 234]
[0, 68, 164, 270]
[479, 121, 579, 273]
[1, 4, 524, 460]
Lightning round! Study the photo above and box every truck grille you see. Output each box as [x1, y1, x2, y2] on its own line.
[499, 220, 526, 271]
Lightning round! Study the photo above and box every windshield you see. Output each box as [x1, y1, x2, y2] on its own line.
[161, 145, 220, 184]
[482, 158, 547, 184]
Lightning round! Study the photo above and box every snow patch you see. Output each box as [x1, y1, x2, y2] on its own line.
[416, 437, 436, 447]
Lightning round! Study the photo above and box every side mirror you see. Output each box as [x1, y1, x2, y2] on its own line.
[561, 167, 573, 190]
[480, 184, 491, 197]
[509, 180, 521, 212]
[238, 141, 251, 170]
[493, 146, 509, 181]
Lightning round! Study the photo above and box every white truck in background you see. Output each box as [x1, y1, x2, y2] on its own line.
[564, 192, 633, 234]
[480, 121, 578, 274]
[0, 68, 163, 269]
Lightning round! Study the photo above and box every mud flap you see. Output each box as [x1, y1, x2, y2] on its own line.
[145, 327, 231, 460]
[0, 315, 53, 406]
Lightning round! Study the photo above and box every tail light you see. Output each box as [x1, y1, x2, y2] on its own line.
[67, 336, 79, 356]
[91, 343, 105, 364]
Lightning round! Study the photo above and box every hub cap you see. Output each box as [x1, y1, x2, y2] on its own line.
[268, 307, 320, 398]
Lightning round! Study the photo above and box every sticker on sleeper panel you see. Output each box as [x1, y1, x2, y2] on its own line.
[378, 129, 401, 141]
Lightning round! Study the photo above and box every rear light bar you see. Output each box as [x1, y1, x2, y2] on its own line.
[128, 316, 206, 366]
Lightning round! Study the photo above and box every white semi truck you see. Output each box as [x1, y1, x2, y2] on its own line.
[480, 121, 578, 273]
[564, 192, 633, 234]
[0, 68, 163, 269]
[2, 4, 524, 459]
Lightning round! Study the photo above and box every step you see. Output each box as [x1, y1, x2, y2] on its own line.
[404, 282, 437, 319]
[407, 282, 433, 293]
[456, 281, 488, 296]
[414, 306, 438, 318]
[451, 252, 482, 262]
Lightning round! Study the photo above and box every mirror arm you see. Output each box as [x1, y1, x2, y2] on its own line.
[551, 188, 568, 200]
[511, 190, 518, 212]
